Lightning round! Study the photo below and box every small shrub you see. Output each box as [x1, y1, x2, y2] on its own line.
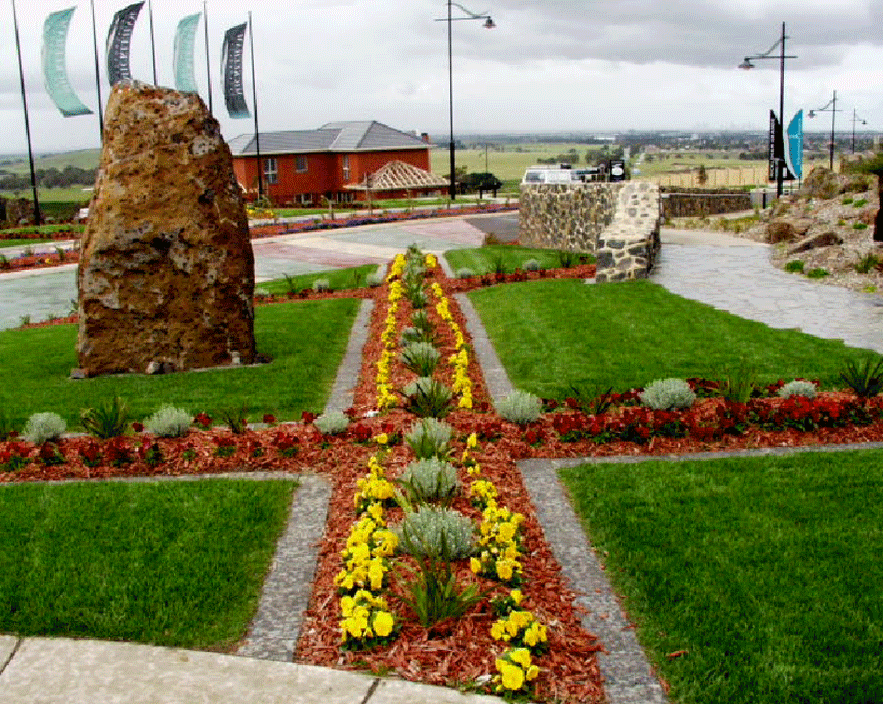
[717, 368, 759, 403]
[855, 254, 880, 274]
[777, 380, 818, 399]
[0, 410, 16, 442]
[314, 410, 350, 435]
[842, 197, 854, 205]
[22, 412, 66, 445]
[405, 418, 453, 459]
[412, 309, 433, 333]
[839, 357, 883, 398]
[144, 405, 192, 438]
[523, 259, 541, 272]
[400, 342, 441, 377]
[557, 250, 577, 268]
[403, 377, 453, 418]
[366, 271, 383, 287]
[456, 267, 476, 279]
[80, 396, 130, 439]
[853, 223, 869, 231]
[497, 390, 543, 425]
[785, 260, 805, 273]
[806, 268, 829, 279]
[395, 506, 474, 560]
[853, 198, 869, 208]
[398, 458, 459, 505]
[640, 379, 696, 410]
[216, 405, 249, 434]
[312, 278, 330, 293]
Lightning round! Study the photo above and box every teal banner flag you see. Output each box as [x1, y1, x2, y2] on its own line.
[786, 110, 804, 181]
[174, 13, 201, 93]
[42, 7, 93, 117]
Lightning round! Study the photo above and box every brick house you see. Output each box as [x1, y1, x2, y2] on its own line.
[228, 121, 447, 206]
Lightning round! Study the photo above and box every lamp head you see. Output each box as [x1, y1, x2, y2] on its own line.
[483, 16, 495, 29]
[808, 110, 816, 119]
[738, 58, 754, 70]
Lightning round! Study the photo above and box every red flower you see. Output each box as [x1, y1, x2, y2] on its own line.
[194, 413, 213, 430]
[132, 422, 144, 433]
[263, 414, 277, 425]
[301, 411, 317, 425]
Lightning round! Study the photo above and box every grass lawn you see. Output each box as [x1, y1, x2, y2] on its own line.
[560, 450, 883, 704]
[445, 245, 595, 275]
[257, 264, 379, 296]
[0, 479, 296, 649]
[0, 238, 54, 249]
[0, 298, 359, 429]
[468, 278, 876, 397]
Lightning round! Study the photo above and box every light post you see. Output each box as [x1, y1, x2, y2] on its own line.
[436, 2, 495, 201]
[851, 109, 867, 154]
[739, 22, 797, 198]
[808, 91, 840, 170]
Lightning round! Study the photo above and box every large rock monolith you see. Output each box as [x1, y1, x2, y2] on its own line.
[77, 81, 257, 376]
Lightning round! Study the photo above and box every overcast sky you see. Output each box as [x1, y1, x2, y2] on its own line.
[0, 0, 881, 154]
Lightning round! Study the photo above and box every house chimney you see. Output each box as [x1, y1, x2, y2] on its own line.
[421, 132, 431, 144]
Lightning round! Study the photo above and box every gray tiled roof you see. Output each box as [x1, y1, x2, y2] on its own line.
[229, 121, 427, 155]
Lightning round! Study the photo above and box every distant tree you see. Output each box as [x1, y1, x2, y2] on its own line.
[697, 164, 708, 186]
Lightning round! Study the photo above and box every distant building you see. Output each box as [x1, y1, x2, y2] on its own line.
[228, 121, 446, 206]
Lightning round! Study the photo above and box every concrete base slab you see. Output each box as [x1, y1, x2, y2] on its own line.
[660, 228, 767, 247]
[0, 638, 376, 704]
[372, 679, 503, 703]
[0, 636, 18, 672]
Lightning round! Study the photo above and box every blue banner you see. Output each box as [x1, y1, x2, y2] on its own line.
[174, 13, 201, 93]
[786, 110, 804, 181]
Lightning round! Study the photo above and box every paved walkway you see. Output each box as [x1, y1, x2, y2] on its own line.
[654, 229, 883, 353]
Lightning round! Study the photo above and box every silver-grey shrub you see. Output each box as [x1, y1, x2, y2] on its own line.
[523, 258, 541, 272]
[497, 389, 543, 425]
[366, 271, 383, 288]
[312, 278, 330, 293]
[394, 506, 474, 560]
[398, 457, 459, 503]
[144, 405, 192, 438]
[23, 412, 66, 445]
[456, 267, 476, 279]
[314, 410, 350, 435]
[403, 377, 453, 418]
[778, 380, 818, 400]
[405, 418, 453, 459]
[400, 341, 440, 377]
[639, 378, 696, 410]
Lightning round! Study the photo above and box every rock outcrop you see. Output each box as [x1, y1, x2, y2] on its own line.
[77, 81, 257, 376]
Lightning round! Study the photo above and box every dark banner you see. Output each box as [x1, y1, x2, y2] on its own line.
[106, 2, 144, 86]
[769, 110, 796, 183]
[608, 159, 626, 182]
[222, 22, 250, 119]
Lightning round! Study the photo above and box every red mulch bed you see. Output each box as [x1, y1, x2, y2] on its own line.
[5, 254, 883, 703]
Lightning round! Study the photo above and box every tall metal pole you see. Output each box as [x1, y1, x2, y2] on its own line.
[203, 1, 213, 113]
[777, 21, 785, 198]
[148, 0, 157, 84]
[90, 0, 104, 140]
[447, 0, 456, 200]
[249, 12, 263, 199]
[11, 0, 41, 225]
[829, 90, 837, 170]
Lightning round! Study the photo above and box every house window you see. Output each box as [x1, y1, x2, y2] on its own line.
[296, 156, 307, 173]
[342, 155, 350, 181]
[263, 157, 278, 184]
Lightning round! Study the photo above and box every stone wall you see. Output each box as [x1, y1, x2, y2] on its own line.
[660, 187, 752, 218]
[519, 181, 661, 282]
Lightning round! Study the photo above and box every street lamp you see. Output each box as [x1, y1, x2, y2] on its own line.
[851, 109, 867, 154]
[738, 22, 797, 198]
[436, 2, 495, 201]
[808, 91, 840, 170]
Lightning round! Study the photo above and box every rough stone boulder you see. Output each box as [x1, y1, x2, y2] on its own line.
[77, 81, 257, 376]
[767, 217, 813, 244]
[800, 166, 841, 200]
[787, 231, 844, 255]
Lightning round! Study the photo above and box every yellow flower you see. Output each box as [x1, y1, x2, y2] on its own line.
[466, 432, 478, 449]
[510, 589, 523, 606]
[499, 661, 524, 691]
[470, 557, 482, 574]
[373, 610, 394, 637]
[526, 665, 539, 681]
[510, 648, 532, 668]
[374, 433, 388, 445]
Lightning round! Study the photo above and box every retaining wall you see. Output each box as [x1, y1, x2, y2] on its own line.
[660, 187, 752, 218]
[520, 181, 661, 282]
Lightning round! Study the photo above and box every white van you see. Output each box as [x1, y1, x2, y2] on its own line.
[521, 164, 605, 185]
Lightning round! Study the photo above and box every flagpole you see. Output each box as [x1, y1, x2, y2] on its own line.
[203, 0, 213, 112]
[90, 0, 104, 140]
[11, 0, 41, 225]
[248, 11, 263, 198]
[148, 0, 157, 84]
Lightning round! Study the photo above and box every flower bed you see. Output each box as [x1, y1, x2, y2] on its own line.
[4, 244, 883, 702]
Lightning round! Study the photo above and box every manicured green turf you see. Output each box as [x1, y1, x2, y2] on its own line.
[560, 450, 883, 704]
[445, 245, 594, 275]
[0, 479, 296, 649]
[0, 238, 54, 249]
[257, 264, 379, 295]
[0, 298, 359, 429]
[468, 278, 873, 397]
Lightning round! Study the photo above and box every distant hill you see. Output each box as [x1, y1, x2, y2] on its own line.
[0, 149, 101, 176]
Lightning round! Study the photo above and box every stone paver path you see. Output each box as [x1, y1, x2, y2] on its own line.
[653, 229, 883, 353]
